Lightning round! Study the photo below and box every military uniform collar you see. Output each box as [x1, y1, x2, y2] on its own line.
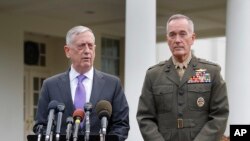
[164, 54, 199, 72]
[172, 52, 192, 69]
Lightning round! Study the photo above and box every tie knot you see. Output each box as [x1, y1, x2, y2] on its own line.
[77, 75, 86, 82]
[177, 64, 185, 69]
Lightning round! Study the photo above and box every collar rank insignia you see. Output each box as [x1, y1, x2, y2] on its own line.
[188, 68, 211, 83]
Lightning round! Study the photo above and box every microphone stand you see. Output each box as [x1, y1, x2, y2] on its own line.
[37, 133, 42, 141]
[66, 117, 73, 141]
[99, 129, 105, 141]
[84, 102, 93, 141]
[49, 131, 53, 141]
[49, 123, 54, 141]
[55, 133, 60, 141]
[55, 103, 65, 141]
[36, 125, 43, 141]
[85, 114, 90, 141]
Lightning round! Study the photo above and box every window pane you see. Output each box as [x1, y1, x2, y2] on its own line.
[33, 92, 39, 106]
[40, 43, 46, 54]
[40, 56, 45, 66]
[33, 108, 37, 120]
[101, 37, 120, 76]
[33, 77, 39, 91]
[41, 78, 45, 87]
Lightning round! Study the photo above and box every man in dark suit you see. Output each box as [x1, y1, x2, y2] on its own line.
[137, 14, 229, 141]
[34, 26, 129, 141]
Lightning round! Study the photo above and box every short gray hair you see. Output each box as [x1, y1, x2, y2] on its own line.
[66, 25, 95, 45]
[166, 14, 194, 33]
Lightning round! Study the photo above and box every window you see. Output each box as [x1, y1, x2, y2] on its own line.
[24, 41, 46, 66]
[32, 77, 45, 119]
[101, 37, 120, 76]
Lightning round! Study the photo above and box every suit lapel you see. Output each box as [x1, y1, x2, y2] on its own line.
[90, 69, 105, 107]
[57, 70, 75, 113]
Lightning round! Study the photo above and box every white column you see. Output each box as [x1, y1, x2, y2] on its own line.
[225, 0, 250, 136]
[125, 0, 156, 140]
[0, 15, 23, 141]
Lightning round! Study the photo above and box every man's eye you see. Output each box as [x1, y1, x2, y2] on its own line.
[87, 43, 94, 47]
[77, 45, 84, 49]
[169, 33, 176, 37]
[180, 32, 187, 36]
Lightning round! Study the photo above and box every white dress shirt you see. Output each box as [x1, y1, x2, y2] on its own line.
[69, 66, 94, 103]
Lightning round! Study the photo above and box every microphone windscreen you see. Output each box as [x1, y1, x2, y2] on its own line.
[57, 103, 65, 112]
[66, 116, 74, 124]
[33, 122, 45, 133]
[73, 109, 85, 121]
[95, 100, 112, 119]
[48, 100, 59, 110]
[84, 102, 93, 112]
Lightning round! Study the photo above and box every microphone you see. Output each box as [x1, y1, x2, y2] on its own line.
[33, 123, 44, 141]
[84, 102, 93, 141]
[65, 117, 74, 141]
[95, 100, 112, 136]
[55, 103, 65, 141]
[73, 109, 85, 141]
[45, 100, 59, 141]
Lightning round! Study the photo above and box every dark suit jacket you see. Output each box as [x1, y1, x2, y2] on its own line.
[34, 69, 130, 141]
[137, 56, 229, 141]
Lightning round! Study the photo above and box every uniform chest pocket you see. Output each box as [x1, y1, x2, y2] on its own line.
[153, 85, 174, 114]
[187, 83, 211, 111]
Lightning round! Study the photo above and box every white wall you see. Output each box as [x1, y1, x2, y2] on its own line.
[225, 0, 250, 136]
[0, 14, 24, 141]
[125, 0, 156, 141]
[156, 42, 172, 62]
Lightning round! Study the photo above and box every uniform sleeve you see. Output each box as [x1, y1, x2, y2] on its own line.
[136, 70, 165, 141]
[194, 66, 229, 141]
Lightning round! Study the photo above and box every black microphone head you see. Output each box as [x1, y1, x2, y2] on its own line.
[48, 100, 59, 111]
[95, 100, 112, 119]
[84, 102, 93, 112]
[66, 116, 74, 124]
[33, 122, 45, 133]
[73, 109, 85, 121]
[57, 103, 65, 112]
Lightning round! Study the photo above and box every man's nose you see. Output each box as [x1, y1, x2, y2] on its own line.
[175, 35, 182, 42]
[83, 47, 90, 54]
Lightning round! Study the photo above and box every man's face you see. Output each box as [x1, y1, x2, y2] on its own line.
[166, 18, 195, 59]
[64, 31, 96, 73]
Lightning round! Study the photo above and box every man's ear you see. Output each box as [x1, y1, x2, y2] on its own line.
[166, 34, 169, 41]
[64, 45, 70, 58]
[192, 33, 196, 40]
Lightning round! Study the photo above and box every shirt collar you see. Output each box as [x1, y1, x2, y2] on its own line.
[172, 52, 192, 69]
[69, 66, 94, 81]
